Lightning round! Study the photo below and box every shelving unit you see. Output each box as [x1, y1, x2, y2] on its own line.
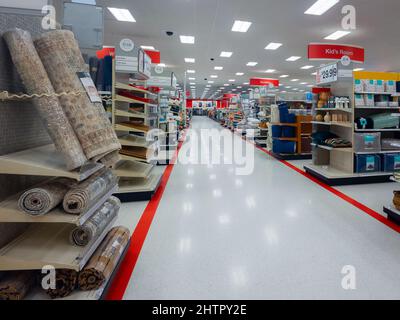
[110, 58, 163, 201]
[305, 67, 399, 185]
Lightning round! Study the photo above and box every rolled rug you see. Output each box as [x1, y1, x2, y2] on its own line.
[34, 30, 121, 164]
[45, 269, 78, 299]
[63, 168, 118, 215]
[0, 271, 36, 300]
[70, 196, 121, 246]
[100, 150, 121, 168]
[78, 226, 130, 291]
[3, 28, 87, 170]
[18, 178, 76, 216]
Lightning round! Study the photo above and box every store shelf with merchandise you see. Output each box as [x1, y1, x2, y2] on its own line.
[110, 58, 163, 202]
[304, 66, 400, 185]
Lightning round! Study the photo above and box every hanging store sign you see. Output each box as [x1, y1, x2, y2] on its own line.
[308, 43, 365, 63]
[249, 78, 279, 87]
[316, 63, 338, 85]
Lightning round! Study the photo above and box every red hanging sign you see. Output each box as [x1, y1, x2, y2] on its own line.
[308, 43, 365, 63]
[249, 78, 279, 87]
[144, 50, 161, 64]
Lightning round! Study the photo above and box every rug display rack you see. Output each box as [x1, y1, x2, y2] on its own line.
[0, 28, 131, 300]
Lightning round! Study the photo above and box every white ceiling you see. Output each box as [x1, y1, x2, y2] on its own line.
[97, 0, 400, 98]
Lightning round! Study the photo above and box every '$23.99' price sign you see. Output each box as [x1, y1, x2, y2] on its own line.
[316, 63, 338, 85]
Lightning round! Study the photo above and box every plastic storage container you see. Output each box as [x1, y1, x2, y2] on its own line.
[382, 153, 400, 172]
[354, 132, 381, 153]
[271, 125, 282, 138]
[278, 104, 289, 123]
[281, 126, 296, 138]
[370, 113, 399, 129]
[355, 154, 381, 173]
[273, 140, 296, 154]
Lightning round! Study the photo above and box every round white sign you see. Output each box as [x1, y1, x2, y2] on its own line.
[120, 38, 135, 52]
[155, 65, 164, 74]
[341, 55, 351, 66]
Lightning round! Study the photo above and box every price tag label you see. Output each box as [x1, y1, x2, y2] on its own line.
[316, 63, 338, 85]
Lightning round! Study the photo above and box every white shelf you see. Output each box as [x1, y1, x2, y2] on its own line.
[113, 159, 154, 178]
[115, 123, 150, 134]
[315, 108, 352, 113]
[0, 184, 118, 225]
[355, 92, 394, 95]
[118, 135, 150, 148]
[115, 109, 146, 119]
[355, 150, 400, 155]
[311, 121, 353, 128]
[115, 95, 157, 108]
[305, 164, 392, 179]
[355, 106, 399, 110]
[115, 82, 158, 97]
[355, 128, 400, 132]
[0, 216, 116, 272]
[311, 144, 353, 153]
[118, 173, 162, 194]
[0, 145, 104, 181]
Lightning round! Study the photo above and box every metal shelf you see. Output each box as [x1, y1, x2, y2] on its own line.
[0, 145, 103, 181]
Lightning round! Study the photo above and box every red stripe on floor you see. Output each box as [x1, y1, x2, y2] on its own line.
[250, 141, 400, 234]
[106, 131, 187, 300]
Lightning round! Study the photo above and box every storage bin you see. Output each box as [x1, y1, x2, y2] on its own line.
[382, 153, 400, 172]
[286, 113, 296, 123]
[354, 132, 381, 153]
[271, 125, 282, 138]
[281, 126, 296, 138]
[301, 137, 312, 154]
[355, 154, 381, 173]
[370, 113, 399, 129]
[382, 139, 400, 151]
[273, 140, 296, 154]
[278, 104, 289, 123]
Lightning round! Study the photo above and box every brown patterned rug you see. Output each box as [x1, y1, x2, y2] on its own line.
[0, 271, 36, 300]
[3, 29, 87, 170]
[78, 226, 130, 291]
[34, 30, 121, 164]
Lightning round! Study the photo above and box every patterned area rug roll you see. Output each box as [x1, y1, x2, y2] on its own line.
[34, 30, 121, 163]
[0, 271, 36, 300]
[18, 178, 76, 216]
[3, 29, 87, 170]
[63, 168, 118, 215]
[45, 269, 78, 299]
[70, 196, 121, 247]
[78, 226, 130, 291]
[100, 150, 121, 168]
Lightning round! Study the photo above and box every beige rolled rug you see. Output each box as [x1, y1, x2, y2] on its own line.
[44, 269, 78, 299]
[63, 168, 118, 215]
[70, 196, 121, 247]
[0, 271, 36, 300]
[18, 178, 76, 216]
[3, 28, 87, 170]
[78, 226, 130, 291]
[34, 30, 121, 164]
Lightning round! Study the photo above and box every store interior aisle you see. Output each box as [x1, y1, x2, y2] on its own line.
[122, 116, 400, 300]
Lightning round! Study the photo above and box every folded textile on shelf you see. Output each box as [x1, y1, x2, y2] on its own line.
[78, 226, 130, 291]
[324, 138, 352, 148]
[120, 146, 149, 160]
[70, 196, 120, 247]
[0, 271, 36, 300]
[34, 30, 121, 164]
[119, 121, 151, 132]
[44, 269, 78, 299]
[63, 168, 118, 215]
[3, 28, 87, 170]
[100, 150, 121, 168]
[18, 178, 76, 216]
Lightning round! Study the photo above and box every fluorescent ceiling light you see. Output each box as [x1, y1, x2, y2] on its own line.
[243, 82, 249, 85]
[285, 86, 292, 89]
[301, 65, 314, 69]
[291, 79, 299, 82]
[265, 42, 282, 50]
[308, 85, 314, 87]
[180, 35, 195, 44]
[265, 69, 276, 73]
[208, 81, 214, 84]
[224, 84, 230, 86]
[246, 62, 258, 66]
[324, 30, 351, 40]
[190, 82, 196, 85]
[305, 0, 340, 16]
[231, 20, 252, 33]
[286, 56, 301, 61]
[214, 66, 223, 70]
[206, 85, 211, 87]
[311, 72, 317, 75]
[300, 82, 308, 85]
[108, 8, 136, 22]
[280, 75, 289, 78]
[189, 77, 196, 80]
[237, 86, 242, 89]
[220, 51, 233, 58]
[158, 63, 166, 67]
[187, 70, 195, 73]
[229, 79, 235, 82]
[185, 58, 195, 63]
[354, 68, 365, 71]
[141, 45, 155, 50]
[210, 75, 218, 78]
[236, 72, 244, 76]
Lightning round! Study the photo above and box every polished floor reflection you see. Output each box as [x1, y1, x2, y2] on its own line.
[123, 116, 400, 300]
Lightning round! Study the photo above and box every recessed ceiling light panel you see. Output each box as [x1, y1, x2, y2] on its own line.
[108, 8, 136, 22]
[231, 20, 252, 33]
[304, 0, 340, 16]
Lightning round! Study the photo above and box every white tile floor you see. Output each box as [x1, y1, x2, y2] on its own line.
[119, 116, 400, 300]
